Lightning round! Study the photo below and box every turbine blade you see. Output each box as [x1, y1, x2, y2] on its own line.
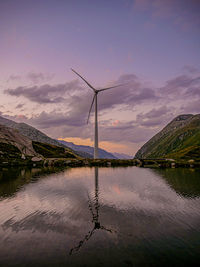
[98, 83, 127, 92]
[87, 94, 95, 124]
[71, 68, 95, 91]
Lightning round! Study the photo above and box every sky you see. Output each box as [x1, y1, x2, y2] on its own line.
[0, 0, 200, 156]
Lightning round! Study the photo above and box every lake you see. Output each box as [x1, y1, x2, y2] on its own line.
[0, 166, 200, 267]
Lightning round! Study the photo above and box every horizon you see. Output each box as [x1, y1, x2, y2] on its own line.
[0, 0, 200, 155]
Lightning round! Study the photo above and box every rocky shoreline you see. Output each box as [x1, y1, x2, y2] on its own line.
[1, 157, 200, 168]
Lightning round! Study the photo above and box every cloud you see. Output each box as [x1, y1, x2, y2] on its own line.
[185, 87, 200, 97]
[4, 80, 82, 104]
[99, 121, 157, 143]
[97, 74, 159, 112]
[181, 100, 200, 114]
[164, 75, 200, 90]
[143, 106, 170, 119]
[160, 74, 200, 99]
[6, 72, 55, 85]
[7, 74, 21, 82]
[4, 71, 200, 114]
[29, 110, 88, 128]
[15, 103, 24, 109]
[136, 106, 173, 127]
[26, 72, 54, 84]
[182, 65, 199, 74]
[128, 87, 157, 103]
[5, 72, 160, 116]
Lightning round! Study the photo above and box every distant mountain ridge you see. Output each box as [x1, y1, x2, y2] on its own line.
[112, 152, 132, 159]
[135, 114, 200, 159]
[58, 140, 132, 159]
[58, 140, 118, 159]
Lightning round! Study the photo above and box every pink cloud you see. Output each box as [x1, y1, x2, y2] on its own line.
[112, 120, 120, 126]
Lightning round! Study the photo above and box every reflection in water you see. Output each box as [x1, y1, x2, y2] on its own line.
[0, 166, 200, 266]
[0, 167, 65, 198]
[152, 168, 200, 198]
[69, 167, 115, 255]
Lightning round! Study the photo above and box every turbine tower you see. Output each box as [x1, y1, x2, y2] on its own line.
[71, 68, 124, 159]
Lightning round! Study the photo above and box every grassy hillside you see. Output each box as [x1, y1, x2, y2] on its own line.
[32, 141, 77, 158]
[0, 142, 22, 160]
[135, 114, 200, 160]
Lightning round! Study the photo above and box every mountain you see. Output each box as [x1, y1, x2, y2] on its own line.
[0, 124, 39, 159]
[58, 140, 117, 159]
[112, 152, 132, 159]
[32, 141, 77, 159]
[0, 116, 65, 148]
[135, 114, 200, 159]
[0, 123, 78, 165]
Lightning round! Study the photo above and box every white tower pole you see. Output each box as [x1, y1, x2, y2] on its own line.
[94, 93, 98, 159]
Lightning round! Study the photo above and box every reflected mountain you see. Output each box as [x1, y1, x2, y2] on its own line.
[0, 167, 65, 198]
[152, 168, 200, 198]
[69, 167, 116, 255]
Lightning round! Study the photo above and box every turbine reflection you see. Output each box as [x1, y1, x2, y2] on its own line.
[69, 167, 116, 255]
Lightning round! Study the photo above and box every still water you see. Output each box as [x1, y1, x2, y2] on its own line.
[0, 166, 200, 267]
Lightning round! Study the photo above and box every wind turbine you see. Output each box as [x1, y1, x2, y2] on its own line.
[71, 68, 124, 159]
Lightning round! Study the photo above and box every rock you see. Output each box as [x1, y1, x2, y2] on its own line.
[0, 124, 39, 157]
[135, 159, 143, 166]
[188, 159, 195, 167]
[166, 158, 175, 161]
[171, 162, 176, 168]
[31, 156, 43, 162]
[188, 159, 194, 163]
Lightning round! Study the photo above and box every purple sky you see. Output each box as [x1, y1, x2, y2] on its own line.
[0, 0, 200, 155]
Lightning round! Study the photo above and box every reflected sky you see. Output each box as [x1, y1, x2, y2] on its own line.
[0, 166, 200, 266]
